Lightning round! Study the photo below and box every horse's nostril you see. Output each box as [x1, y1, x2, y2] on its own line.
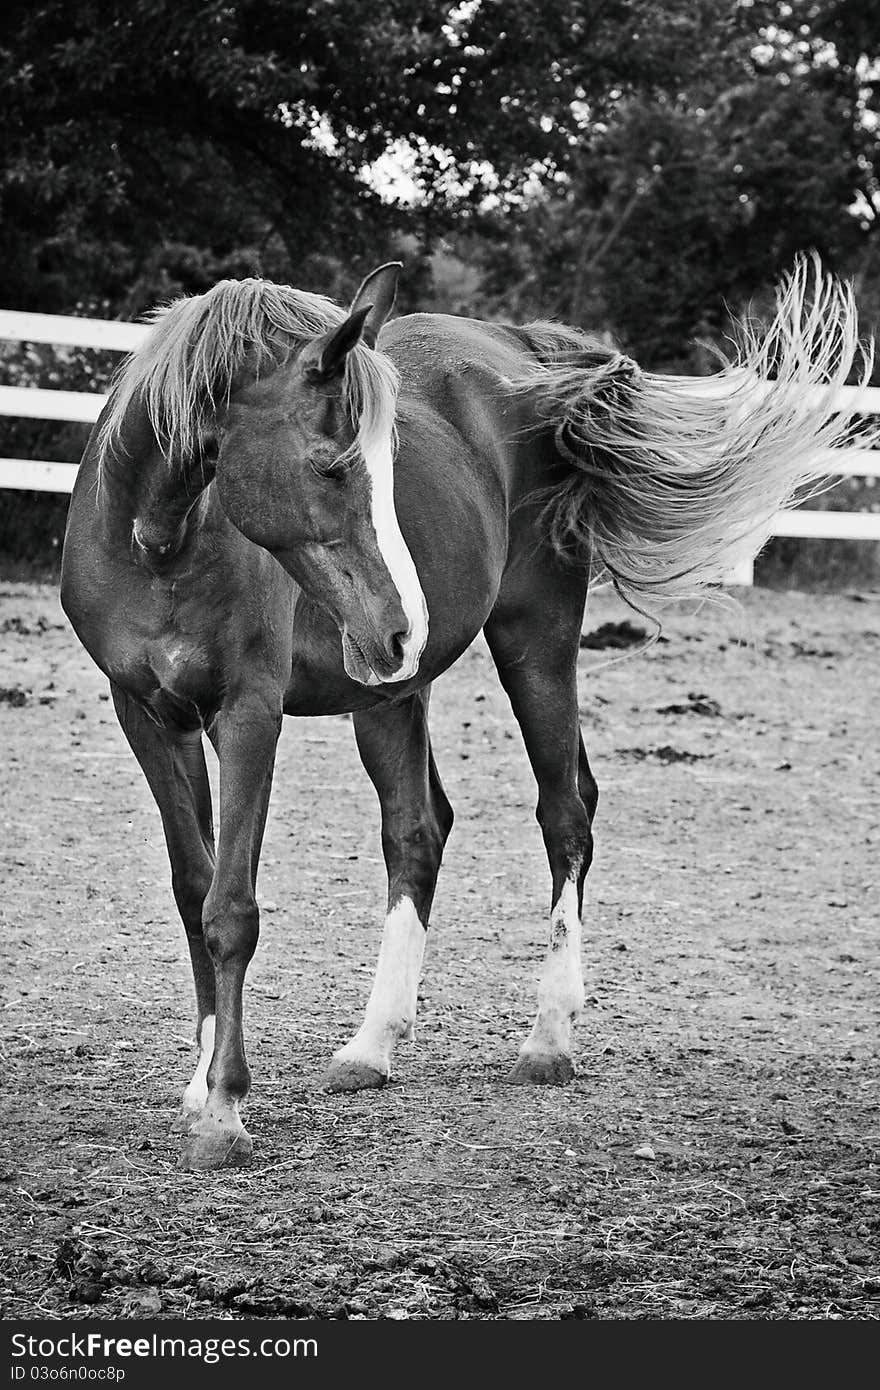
[388, 628, 409, 666]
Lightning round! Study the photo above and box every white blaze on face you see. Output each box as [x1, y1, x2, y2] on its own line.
[360, 428, 429, 682]
[331, 895, 426, 1078]
[519, 878, 585, 1061]
[181, 1013, 215, 1114]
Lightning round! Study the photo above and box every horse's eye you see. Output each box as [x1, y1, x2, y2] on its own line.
[309, 454, 350, 481]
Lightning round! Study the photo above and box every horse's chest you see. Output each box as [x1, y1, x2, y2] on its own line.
[148, 635, 205, 693]
[107, 616, 215, 719]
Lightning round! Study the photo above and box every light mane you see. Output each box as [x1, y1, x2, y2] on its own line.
[96, 277, 399, 476]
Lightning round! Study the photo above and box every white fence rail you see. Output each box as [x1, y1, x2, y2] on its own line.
[1, 309, 879, 582]
[0, 310, 144, 353]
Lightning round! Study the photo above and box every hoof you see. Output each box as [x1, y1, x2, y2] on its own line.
[322, 1057, 389, 1093]
[508, 1052, 575, 1086]
[178, 1119, 253, 1171]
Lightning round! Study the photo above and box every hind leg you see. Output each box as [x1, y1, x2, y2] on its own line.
[484, 563, 597, 1084]
[323, 688, 453, 1092]
[111, 685, 216, 1121]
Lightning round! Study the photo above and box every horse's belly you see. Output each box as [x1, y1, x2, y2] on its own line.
[282, 510, 503, 717]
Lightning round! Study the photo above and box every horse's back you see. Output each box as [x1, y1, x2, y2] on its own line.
[381, 311, 531, 392]
[381, 309, 541, 542]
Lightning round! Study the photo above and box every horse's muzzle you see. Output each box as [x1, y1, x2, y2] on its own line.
[132, 519, 184, 565]
[341, 620, 419, 686]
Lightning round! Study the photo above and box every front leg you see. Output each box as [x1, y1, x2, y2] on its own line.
[323, 690, 453, 1091]
[180, 693, 282, 1170]
[110, 685, 217, 1121]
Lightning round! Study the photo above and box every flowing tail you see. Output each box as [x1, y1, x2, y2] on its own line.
[515, 255, 877, 599]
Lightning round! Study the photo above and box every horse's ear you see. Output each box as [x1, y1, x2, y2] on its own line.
[348, 261, 402, 348]
[310, 304, 374, 380]
[307, 262, 402, 379]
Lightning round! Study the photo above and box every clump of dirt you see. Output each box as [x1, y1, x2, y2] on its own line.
[580, 620, 653, 649]
[0, 615, 61, 636]
[657, 691, 723, 716]
[617, 745, 711, 764]
[0, 685, 29, 706]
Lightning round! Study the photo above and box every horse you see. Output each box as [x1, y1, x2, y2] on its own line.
[60, 256, 871, 1170]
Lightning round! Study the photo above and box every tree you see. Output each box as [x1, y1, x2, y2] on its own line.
[452, 1, 879, 367]
[1, 0, 450, 311]
[2, 1, 878, 582]
[9, 0, 871, 317]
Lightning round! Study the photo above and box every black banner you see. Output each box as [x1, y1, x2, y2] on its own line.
[0, 1316, 852, 1387]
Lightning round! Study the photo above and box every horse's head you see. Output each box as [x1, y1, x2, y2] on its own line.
[215, 263, 428, 686]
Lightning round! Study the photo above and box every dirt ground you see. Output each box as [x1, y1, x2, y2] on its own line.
[1, 578, 878, 1321]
